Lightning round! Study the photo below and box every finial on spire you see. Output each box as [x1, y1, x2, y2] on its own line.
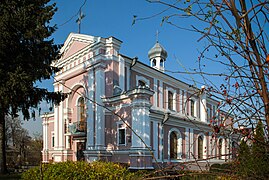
[156, 30, 160, 43]
[76, 8, 86, 34]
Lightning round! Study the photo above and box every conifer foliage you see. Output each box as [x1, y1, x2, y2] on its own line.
[0, 0, 66, 174]
[236, 121, 269, 179]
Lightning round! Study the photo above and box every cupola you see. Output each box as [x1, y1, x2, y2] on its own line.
[148, 42, 167, 72]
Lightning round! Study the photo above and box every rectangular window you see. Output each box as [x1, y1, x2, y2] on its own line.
[168, 91, 174, 110]
[118, 124, 126, 145]
[190, 99, 195, 117]
[52, 136, 55, 147]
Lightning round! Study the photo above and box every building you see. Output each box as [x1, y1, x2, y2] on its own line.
[42, 33, 234, 169]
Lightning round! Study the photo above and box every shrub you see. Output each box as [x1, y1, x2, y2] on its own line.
[22, 161, 142, 180]
[209, 163, 221, 172]
[210, 163, 233, 174]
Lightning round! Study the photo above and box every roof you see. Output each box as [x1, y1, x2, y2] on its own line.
[148, 42, 168, 60]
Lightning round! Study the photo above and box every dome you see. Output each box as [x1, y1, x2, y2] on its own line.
[148, 42, 168, 60]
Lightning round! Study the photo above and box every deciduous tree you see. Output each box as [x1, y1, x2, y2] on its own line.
[135, 0, 269, 177]
[141, 0, 269, 128]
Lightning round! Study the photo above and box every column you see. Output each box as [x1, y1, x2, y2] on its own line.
[153, 121, 158, 159]
[54, 84, 59, 150]
[159, 80, 163, 109]
[42, 119, 48, 162]
[131, 103, 151, 148]
[128, 88, 154, 169]
[95, 65, 105, 149]
[159, 123, 163, 162]
[153, 78, 158, 107]
[200, 85, 207, 122]
[189, 128, 194, 159]
[87, 69, 95, 149]
[118, 55, 125, 91]
[185, 127, 189, 159]
[58, 81, 65, 149]
[183, 90, 187, 114]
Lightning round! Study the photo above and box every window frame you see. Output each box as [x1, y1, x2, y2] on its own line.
[117, 123, 126, 146]
[190, 99, 196, 117]
[166, 87, 176, 111]
[168, 128, 182, 161]
[198, 136, 203, 159]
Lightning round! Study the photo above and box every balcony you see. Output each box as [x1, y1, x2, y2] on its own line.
[68, 121, 87, 137]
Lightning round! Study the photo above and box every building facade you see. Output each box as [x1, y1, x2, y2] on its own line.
[42, 33, 233, 169]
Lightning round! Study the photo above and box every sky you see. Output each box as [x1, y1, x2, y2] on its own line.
[22, 0, 223, 136]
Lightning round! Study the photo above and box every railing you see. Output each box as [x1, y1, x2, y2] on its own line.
[68, 121, 87, 136]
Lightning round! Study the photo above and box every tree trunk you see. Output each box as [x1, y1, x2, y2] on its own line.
[0, 110, 7, 174]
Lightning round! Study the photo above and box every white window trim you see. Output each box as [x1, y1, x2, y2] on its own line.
[218, 137, 226, 160]
[167, 128, 182, 161]
[190, 98, 197, 117]
[166, 87, 176, 111]
[117, 122, 126, 146]
[136, 75, 150, 88]
[197, 133, 207, 159]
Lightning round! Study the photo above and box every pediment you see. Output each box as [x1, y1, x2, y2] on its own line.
[61, 40, 88, 59]
[60, 33, 97, 60]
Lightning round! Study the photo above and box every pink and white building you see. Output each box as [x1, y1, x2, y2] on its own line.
[42, 33, 234, 169]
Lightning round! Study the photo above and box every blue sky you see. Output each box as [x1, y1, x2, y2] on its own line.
[23, 0, 223, 136]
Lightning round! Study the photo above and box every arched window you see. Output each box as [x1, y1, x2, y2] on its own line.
[170, 132, 178, 159]
[168, 91, 174, 110]
[198, 136, 203, 159]
[160, 59, 164, 67]
[152, 59, 156, 66]
[168, 129, 182, 160]
[219, 139, 223, 160]
[78, 97, 86, 131]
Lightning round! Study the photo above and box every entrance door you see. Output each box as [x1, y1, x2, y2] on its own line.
[76, 142, 85, 161]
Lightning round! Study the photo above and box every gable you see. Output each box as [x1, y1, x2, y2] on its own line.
[61, 40, 88, 59]
[59, 33, 98, 61]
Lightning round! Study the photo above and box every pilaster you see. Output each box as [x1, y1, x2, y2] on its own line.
[86, 69, 95, 149]
[128, 87, 154, 169]
[200, 86, 207, 122]
[95, 63, 105, 149]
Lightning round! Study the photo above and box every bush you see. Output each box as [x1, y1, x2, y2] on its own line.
[210, 163, 233, 174]
[21, 161, 142, 180]
[209, 163, 221, 172]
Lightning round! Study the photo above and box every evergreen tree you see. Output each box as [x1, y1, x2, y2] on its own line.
[0, 0, 66, 174]
[237, 122, 269, 179]
[252, 120, 269, 178]
[237, 140, 252, 178]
